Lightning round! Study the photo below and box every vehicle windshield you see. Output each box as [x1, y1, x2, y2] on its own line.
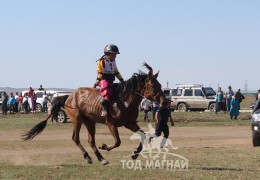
[203, 87, 216, 96]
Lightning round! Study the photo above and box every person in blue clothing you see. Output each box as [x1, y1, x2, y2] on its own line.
[8, 92, 16, 114]
[230, 94, 239, 120]
[215, 87, 224, 114]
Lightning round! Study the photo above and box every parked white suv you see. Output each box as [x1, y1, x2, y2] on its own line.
[163, 84, 216, 112]
[48, 91, 72, 123]
[22, 90, 72, 113]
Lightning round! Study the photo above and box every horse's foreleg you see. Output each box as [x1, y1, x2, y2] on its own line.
[84, 120, 108, 165]
[125, 123, 145, 160]
[72, 121, 92, 164]
[100, 121, 121, 151]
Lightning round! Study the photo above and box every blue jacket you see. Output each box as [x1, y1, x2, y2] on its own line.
[8, 97, 15, 105]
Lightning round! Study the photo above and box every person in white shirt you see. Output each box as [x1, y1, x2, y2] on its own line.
[42, 91, 49, 113]
[141, 98, 151, 122]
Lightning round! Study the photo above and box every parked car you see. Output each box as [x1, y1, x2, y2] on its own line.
[251, 100, 260, 146]
[163, 84, 216, 112]
[0, 90, 4, 113]
[22, 90, 72, 113]
[48, 91, 72, 123]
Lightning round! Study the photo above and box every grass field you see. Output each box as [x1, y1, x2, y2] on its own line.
[0, 110, 259, 180]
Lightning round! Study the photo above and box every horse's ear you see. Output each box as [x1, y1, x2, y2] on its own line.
[154, 70, 160, 79]
[143, 62, 153, 79]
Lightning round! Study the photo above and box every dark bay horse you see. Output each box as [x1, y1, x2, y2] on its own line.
[22, 63, 166, 165]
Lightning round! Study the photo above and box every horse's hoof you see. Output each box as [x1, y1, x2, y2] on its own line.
[131, 154, 139, 160]
[86, 158, 92, 164]
[101, 159, 109, 165]
[99, 144, 108, 150]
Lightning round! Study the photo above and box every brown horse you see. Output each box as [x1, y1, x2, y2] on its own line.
[22, 63, 166, 165]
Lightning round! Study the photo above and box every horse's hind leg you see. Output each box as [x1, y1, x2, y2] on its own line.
[72, 120, 92, 164]
[83, 120, 109, 165]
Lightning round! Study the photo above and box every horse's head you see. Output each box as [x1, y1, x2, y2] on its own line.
[141, 63, 166, 104]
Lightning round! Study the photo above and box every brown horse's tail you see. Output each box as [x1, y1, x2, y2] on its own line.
[22, 95, 70, 141]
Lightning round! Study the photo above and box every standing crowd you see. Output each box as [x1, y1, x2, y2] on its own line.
[215, 86, 245, 120]
[1, 85, 50, 115]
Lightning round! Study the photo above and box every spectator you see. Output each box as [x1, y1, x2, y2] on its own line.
[256, 88, 260, 101]
[230, 94, 239, 120]
[38, 85, 44, 91]
[14, 92, 19, 113]
[152, 101, 160, 121]
[28, 87, 34, 97]
[225, 86, 234, 112]
[8, 93, 15, 114]
[2, 92, 8, 115]
[42, 91, 49, 113]
[18, 93, 23, 113]
[215, 87, 224, 114]
[31, 92, 37, 114]
[141, 98, 151, 122]
[149, 100, 174, 148]
[235, 88, 245, 109]
[23, 93, 29, 114]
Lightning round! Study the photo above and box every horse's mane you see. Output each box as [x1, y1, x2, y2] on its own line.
[113, 70, 147, 100]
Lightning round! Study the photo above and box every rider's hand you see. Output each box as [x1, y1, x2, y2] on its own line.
[93, 82, 99, 88]
[120, 79, 124, 84]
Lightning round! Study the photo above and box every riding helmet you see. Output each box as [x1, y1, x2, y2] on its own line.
[104, 44, 120, 54]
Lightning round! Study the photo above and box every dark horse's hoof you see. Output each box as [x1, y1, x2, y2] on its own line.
[131, 154, 139, 160]
[99, 144, 108, 150]
[86, 158, 92, 164]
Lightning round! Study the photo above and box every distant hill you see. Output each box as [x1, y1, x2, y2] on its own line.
[0, 87, 75, 95]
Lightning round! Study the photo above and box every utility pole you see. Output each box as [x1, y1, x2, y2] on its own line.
[244, 80, 248, 92]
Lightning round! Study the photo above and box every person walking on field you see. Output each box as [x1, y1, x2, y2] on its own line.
[235, 88, 245, 110]
[256, 88, 260, 101]
[31, 92, 37, 114]
[18, 93, 23, 113]
[149, 100, 174, 147]
[230, 94, 239, 120]
[215, 87, 224, 114]
[152, 101, 160, 121]
[42, 91, 49, 113]
[28, 87, 34, 97]
[1, 92, 8, 115]
[23, 93, 29, 114]
[141, 98, 151, 122]
[93, 44, 124, 117]
[14, 92, 19, 113]
[225, 86, 234, 112]
[8, 93, 15, 114]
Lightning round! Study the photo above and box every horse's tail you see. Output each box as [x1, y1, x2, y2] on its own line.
[22, 95, 70, 141]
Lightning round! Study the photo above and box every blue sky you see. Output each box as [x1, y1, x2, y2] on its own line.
[0, 0, 259, 91]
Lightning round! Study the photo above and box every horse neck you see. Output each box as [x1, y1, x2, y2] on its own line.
[124, 90, 144, 110]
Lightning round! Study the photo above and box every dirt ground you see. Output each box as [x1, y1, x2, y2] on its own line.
[0, 125, 252, 166]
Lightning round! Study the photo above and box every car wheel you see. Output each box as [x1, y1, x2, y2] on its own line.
[57, 110, 67, 123]
[209, 103, 216, 112]
[178, 103, 187, 112]
[36, 103, 42, 112]
[252, 132, 260, 147]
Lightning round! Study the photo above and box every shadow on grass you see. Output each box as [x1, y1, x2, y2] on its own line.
[201, 167, 244, 171]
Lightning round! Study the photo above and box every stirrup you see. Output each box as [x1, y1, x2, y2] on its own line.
[101, 110, 108, 117]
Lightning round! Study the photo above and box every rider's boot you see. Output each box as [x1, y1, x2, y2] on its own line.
[101, 99, 109, 117]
